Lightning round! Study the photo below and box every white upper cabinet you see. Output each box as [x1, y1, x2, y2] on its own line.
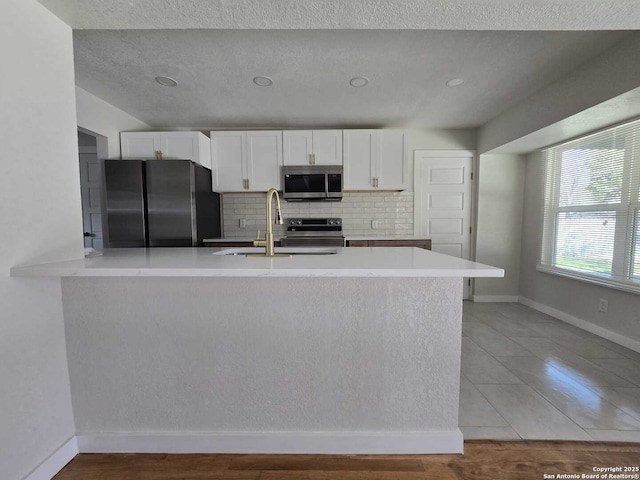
[120, 132, 160, 158]
[246, 131, 283, 191]
[283, 130, 342, 166]
[313, 130, 343, 165]
[377, 130, 407, 190]
[343, 130, 407, 191]
[120, 131, 211, 169]
[343, 130, 376, 190]
[211, 130, 283, 192]
[211, 131, 246, 192]
[283, 131, 312, 166]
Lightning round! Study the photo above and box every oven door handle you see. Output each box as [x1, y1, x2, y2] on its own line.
[324, 174, 329, 198]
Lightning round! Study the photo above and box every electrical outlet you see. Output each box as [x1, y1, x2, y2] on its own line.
[371, 220, 380, 229]
[598, 298, 608, 313]
[239, 219, 246, 229]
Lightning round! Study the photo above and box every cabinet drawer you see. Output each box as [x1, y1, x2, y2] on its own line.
[347, 239, 431, 250]
[369, 240, 431, 250]
[345, 240, 370, 247]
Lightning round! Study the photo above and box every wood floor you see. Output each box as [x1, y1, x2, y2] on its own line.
[54, 441, 640, 480]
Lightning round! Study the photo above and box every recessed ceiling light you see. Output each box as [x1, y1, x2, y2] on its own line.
[349, 77, 369, 88]
[446, 78, 464, 87]
[253, 76, 273, 87]
[155, 76, 178, 87]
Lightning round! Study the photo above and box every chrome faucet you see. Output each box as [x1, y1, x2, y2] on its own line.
[253, 188, 284, 256]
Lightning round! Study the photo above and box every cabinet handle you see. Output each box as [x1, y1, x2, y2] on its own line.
[309, 153, 316, 165]
[373, 177, 379, 188]
[155, 150, 163, 160]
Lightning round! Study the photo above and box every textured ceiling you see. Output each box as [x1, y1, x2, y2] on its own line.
[39, 0, 640, 30]
[73, 29, 631, 129]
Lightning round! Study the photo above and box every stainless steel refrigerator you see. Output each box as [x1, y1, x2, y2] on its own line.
[103, 159, 222, 247]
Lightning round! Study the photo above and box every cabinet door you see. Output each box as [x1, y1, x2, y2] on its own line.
[120, 132, 161, 159]
[160, 132, 199, 161]
[313, 130, 343, 165]
[343, 130, 376, 190]
[283, 131, 313, 166]
[377, 130, 408, 190]
[246, 131, 283, 191]
[210, 131, 246, 192]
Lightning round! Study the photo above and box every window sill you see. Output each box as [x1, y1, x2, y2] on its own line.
[537, 264, 640, 295]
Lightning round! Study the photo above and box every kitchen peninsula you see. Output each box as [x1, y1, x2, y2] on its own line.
[12, 247, 502, 455]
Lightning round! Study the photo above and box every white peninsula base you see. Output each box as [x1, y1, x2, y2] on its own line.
[62, 275, 464, 454]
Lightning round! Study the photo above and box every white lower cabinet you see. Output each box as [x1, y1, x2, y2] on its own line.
[120, 131, 211, 169]
[343, 130, 407, 190]
[211, 130, 283, 192]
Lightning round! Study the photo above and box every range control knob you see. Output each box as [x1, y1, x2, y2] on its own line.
[289, 220, 295, 225]
[328, 220, 334, 225]
[335, 219, 341, 225]
[297, 220, 302, 225]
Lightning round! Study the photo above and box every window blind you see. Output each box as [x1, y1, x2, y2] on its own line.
[540, 117, 640, 293]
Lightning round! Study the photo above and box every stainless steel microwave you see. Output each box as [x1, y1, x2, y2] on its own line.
[281, 165, 343, 201]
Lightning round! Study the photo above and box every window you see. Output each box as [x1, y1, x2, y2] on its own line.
[540, 118, 640, 293]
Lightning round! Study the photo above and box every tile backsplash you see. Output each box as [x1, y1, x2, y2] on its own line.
[222, 191, 414, 238]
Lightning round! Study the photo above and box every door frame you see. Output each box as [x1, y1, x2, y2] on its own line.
[413, 150, 479, 298]
[78, 127, 109, 249]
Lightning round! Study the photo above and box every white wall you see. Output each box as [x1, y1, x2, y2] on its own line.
[519, 152, 640, 345]
[62, 276, 463, 453]
[76, 86, 150, 159]
[478, 33, 640, 154]
[0, 1, 83, 478]
[474, 154, 525, 300]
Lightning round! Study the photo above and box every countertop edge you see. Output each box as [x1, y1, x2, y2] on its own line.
[10, 247, 504, 279]
[203, 236, 432, 243]
[11, 266, 504, 279]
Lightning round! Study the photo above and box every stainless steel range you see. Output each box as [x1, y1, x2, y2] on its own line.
[280, 218, 345, 247]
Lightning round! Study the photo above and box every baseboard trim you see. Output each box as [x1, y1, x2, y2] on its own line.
[24, 436, 78, 480]
[519, 296, 640, 354]
[77, 430, 464, 454]
[472, 295, 520, 303]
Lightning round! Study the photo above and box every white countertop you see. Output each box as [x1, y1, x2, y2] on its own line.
[10, 247, 503, 278]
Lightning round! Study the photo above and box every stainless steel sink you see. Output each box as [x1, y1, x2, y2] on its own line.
[213, 247, 338, 256]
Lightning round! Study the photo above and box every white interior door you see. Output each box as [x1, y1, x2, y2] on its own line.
[414, 150, 474, 298]
[79, 144, 103, 250]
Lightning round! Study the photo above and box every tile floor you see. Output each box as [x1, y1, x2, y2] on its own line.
[459, 301, 640, 441]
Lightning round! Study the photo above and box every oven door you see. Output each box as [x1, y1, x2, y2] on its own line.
[282, 172, 326, 200]
[281, 236, 345, 247]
